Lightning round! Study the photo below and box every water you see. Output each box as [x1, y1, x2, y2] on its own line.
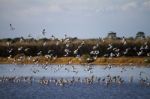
[0, 64, 150, 99]
[1, 82, 150, 99]
[0, 64, 150, 78]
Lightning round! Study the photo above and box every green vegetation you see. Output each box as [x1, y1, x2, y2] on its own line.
[144, 58, 150, 63]
[81, 54, 94, 63]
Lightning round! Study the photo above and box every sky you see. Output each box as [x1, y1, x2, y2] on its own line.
[0, 0, 150, 39]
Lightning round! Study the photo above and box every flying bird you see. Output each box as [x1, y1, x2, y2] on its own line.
[42, 29, 46, 35]
[10, 24, 15, 30]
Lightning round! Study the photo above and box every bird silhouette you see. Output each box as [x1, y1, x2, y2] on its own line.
[10, 24, 15, 30]
[42, 29, 46, 35]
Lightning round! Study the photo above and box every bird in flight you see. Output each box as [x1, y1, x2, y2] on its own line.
[42, 29, 46, 35]
[10, 24, 15, 30]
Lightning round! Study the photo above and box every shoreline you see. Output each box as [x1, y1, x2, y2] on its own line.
[0, 56, 150, 66]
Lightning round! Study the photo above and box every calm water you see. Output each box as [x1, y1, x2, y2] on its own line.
[0, 64, 150, 99]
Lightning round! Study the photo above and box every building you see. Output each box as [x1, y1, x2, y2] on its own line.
[107, 32, 117, 39]
[136, 32, 145, 39]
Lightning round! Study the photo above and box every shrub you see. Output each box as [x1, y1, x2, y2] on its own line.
[144, 58, 150, 63]
[81, 54, 94, 63]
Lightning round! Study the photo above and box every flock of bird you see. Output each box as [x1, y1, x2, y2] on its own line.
[0, 64, 150, 87]
[6, 38, 150, 64]
[6, 36, 150, 60]
[7, 24, 150, 59]
[0, 24, 149, 87]
[5, 36, 150, 67]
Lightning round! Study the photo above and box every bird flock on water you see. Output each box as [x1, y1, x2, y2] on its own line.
[0, 24, 150, 87]
[0, 64, 150, 87]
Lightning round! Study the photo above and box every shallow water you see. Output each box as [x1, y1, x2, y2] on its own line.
[0, 64, 150, 81]
[0, 64, 150, 99]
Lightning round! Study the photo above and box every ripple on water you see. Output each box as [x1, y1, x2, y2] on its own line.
[0, 83, 150, 99]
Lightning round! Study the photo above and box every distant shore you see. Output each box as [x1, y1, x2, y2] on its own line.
[0, 56, 150, 66]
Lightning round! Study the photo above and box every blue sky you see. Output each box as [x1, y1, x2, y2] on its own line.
[0, 0, 150, 39]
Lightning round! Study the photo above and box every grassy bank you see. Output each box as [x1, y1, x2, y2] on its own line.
[0, 56, 150, 66]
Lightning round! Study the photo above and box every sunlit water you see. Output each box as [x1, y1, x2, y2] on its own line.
[0, 64, 150, 99]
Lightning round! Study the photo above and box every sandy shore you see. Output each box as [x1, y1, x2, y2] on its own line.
[0, 56, 150, 66]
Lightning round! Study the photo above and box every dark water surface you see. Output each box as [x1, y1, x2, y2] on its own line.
[0, 82, 150, 99]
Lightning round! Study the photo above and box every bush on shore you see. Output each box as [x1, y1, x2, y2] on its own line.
[0, 38, 150, 57]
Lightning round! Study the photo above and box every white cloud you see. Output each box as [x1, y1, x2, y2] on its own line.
[143, 0, 150, 8]
[48, 5, 63, 13]
[0, 0, 146, 17]
[0, 0, 150, 19]
[0, 0, 150, 39]
[121, 1, 138, 11]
